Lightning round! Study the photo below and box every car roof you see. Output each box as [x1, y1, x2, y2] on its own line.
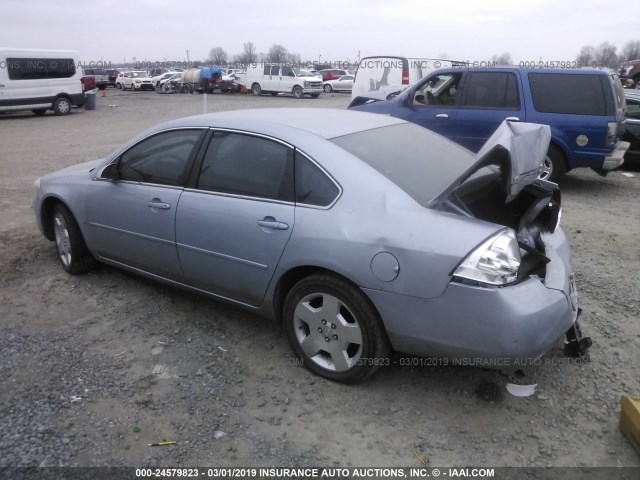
[160, 108, 407, 140]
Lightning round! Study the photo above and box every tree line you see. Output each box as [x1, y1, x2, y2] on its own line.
[208, 43, 300, 67]
[205, 40, 640, 69]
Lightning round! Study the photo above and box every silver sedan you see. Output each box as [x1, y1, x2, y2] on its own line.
[34, 109, 588, 383]
[323, 75, 354, 93]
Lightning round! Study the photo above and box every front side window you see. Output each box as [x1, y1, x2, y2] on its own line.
[197, 132, 294, 201]
[117, 129, 204, 186]
[412, 73, 462, 106]
[462, 72, 520, 109]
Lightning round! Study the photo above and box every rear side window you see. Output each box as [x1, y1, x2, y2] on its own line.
[462, 72, 520, 109]
[295, 152, 340, 207]
[529, 73, 608, 115]
[7, 58, 76, 80]
[197, 132, 294, 201]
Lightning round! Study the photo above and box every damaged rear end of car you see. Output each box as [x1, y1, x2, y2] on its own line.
[430, 121, 591, 362]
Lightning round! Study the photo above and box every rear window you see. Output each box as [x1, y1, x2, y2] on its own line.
[529, 73, 608, 115]
[331, 123, 475, 207]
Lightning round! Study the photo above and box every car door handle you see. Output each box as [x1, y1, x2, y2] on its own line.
[435, 113, 449, 119]
[505, 116, 520, 122]
[257, 218, 289, 230]
[148, 200, 171, 210]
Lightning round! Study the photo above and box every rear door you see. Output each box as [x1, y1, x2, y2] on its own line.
[175, 130, 295, 306]
[454, 71, 525, 152]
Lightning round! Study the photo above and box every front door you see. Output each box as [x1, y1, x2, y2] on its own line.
[86, 129, 205, 278]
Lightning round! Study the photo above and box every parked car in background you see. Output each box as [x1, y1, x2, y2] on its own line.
[152, 71, 180, 88]
[106, 69, 120, 87]
[621, 60, 640, 89]
[0, 48, 85, 115]
[81, 75, 96, 93]
[119, 71, 154, 91]
[318, 68, 350, 82]
[149, 67, 174, 78]
[623, 90, 640, 164]
[350, 67, 629, 182]
[244, 64, 323, 98]
[33, 108, 589, 383]
[351, 56, 457, 101]
[115, 72, 126, 89]
[83, 68, 109, 90]
[323, 75, 354, 93]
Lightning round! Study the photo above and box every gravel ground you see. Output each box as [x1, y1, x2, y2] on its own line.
[0, 89, 639, 470]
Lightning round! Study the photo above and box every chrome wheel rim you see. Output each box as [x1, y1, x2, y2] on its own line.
[293, 292, 363, 372]
[53, 212, 72, 268]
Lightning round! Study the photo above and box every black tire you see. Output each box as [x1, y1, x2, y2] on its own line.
[116, 82, 122, 89]
[540, 144, 567, 183]
[323, 84, 332, 93]
[251, 83, 262, 96]
[52, 204, 96, 274]
[283, 273, 390, 383]
[32, 109, 47, 115]
[53, 97, 72, 116]
[182, 83, 194, 94]
[292, 86, 303, 99]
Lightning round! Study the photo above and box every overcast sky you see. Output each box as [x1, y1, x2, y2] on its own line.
[2, 0, 638, 67]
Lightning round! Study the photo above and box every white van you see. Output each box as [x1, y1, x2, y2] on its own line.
[351, 56, 457, 101]
[243, 64, 323, 98]
[0, 49, 85, 115]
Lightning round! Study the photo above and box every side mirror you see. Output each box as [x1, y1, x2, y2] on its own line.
[100, 163, 119, 180]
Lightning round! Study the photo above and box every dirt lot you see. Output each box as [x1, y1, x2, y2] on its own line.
[1, 89, 639, 469]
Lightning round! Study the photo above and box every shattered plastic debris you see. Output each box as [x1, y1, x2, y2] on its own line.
[70, 396, 82, 402]
[152, 364, 165, 375]
[506, 383, 538, 397]
[618, 171, 635, 178]
[213, 431, 226, 440]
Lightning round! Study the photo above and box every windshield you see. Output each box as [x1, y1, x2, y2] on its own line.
[132, 71, 148, 77]
[294, 69, 315, 77]
[331, 123, 475, 206]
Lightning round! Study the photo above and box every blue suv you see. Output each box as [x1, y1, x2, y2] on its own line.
[349, 67, 628, 182]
